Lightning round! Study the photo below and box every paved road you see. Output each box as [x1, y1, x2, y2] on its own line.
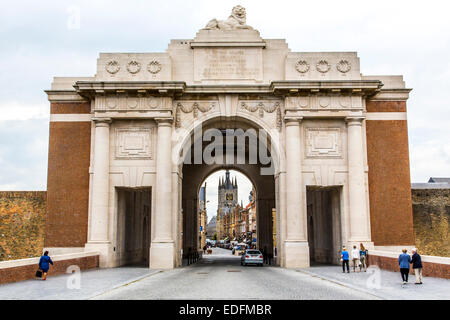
[91, 248, 378, 300]
[1, 248, 448, 300]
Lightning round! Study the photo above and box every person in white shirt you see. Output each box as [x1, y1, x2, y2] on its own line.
[351, 245, 360, 272]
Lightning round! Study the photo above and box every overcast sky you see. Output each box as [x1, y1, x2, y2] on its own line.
[1, 1, 449, 196]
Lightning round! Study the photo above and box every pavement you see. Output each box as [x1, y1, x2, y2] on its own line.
[299, 264, 450, 300]
[0, 247, 448, 300]
[0, 266, 159, 300]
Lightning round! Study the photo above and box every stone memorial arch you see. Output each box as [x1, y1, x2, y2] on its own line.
[44, 7, 415, 269]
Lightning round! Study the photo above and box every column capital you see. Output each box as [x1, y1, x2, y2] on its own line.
[345, 116, 365, 126]
[284, 116, 303, 126]
[155, 117, 173, 127]
[92, 117, 112, 127]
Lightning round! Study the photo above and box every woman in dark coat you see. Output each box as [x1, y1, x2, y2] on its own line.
[38, 251, 53, 280]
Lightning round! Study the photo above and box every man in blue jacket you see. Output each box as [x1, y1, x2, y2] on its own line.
[398, 249, 411, 284]
[341, 247, 350, 273]
[38, 251, 54, 280]
[411, 248, 423, 285]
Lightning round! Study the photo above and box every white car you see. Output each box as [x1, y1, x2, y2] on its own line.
[241, 249, 264, 266]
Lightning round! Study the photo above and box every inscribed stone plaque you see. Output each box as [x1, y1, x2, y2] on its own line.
[305, 128, 342, 158]
[194, 48, 263, 82]
[116, 128, 152, 159]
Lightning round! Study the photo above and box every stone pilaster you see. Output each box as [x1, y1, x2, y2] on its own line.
[346, 117, 371, 244]
[284, 117, 310, 268]
[150, 117, 175, 269]
[85, 117, 112, 267]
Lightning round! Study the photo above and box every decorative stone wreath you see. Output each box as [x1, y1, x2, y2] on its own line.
[147, 60, 162, 74]
[336, 59, 351, 73]
[316, 60, 331, 73]
[295, 60, 310, 73]
[105, 60, 120, 74]
[127, 60, 141, 74]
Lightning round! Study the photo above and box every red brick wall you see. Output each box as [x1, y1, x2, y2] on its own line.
[366, 100, 406, 112]
[366, 100, 415, 246]
[0, 255, 99, 284]
[45, 102, 91, 247]
[51, 103, 91, 114]
[369, 254, 450, 279]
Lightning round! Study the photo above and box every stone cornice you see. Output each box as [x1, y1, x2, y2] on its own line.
[48, 80, 387, 102]
[368, 88, 412, 101]
[190, 41, 266, 48]
[44, 90, 88, 103]
[185, 84, 272, 94]
[73, 81, 186, 98]
[271, 80, 383, 96]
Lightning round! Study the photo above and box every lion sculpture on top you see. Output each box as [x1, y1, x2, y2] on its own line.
[204, 5, 253, 30]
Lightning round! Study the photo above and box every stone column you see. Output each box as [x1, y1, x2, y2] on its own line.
[85, 118, 112, 267]
[284, 117, 310, 268]
[346, 117, 371, 243]
[150, 118, 175, 269]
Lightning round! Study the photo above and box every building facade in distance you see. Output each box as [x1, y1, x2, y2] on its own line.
[205, 215, 217, 240]
[198, 184, 207, 249]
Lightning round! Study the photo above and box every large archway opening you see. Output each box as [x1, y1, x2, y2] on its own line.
[179, 117, 279, 266]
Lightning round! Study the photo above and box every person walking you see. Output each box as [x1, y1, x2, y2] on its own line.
[267, 251, 273, 265]
[341, 247, 350, 273]
[398, 249, 411, 284]
[262, 247, 267, 264]
[359, 243, 368, 272]
[351, 245, 360, 272]
[203, 245, 207, 255]
[411, 248, 423, 285]
[38, 251, 53, 281]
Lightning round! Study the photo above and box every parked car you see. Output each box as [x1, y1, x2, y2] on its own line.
[232, 244, 246, 256]
[241, 249, 264, 266]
